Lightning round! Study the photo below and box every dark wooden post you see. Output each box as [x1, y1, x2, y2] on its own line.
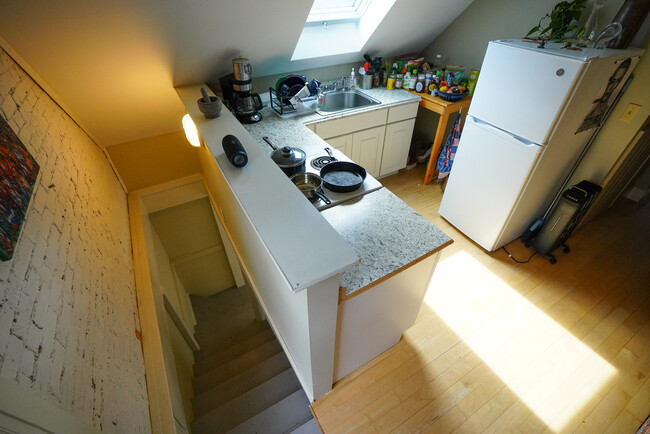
[607, 0, 650, 48]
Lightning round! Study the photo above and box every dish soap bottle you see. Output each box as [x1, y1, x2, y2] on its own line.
[349, 68, 356, 89]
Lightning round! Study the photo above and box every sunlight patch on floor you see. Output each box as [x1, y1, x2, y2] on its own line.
[425, 250, 617, 432]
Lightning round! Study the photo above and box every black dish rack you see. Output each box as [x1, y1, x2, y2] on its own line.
[269, 87, 317, 116]
[269, 87, 296, 116]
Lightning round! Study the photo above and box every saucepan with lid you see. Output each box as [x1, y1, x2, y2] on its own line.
[263, 136, 306, 176]
[290, 172, 331, 204]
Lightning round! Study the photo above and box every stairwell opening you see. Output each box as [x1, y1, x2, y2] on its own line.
[132, 175, 320, 433]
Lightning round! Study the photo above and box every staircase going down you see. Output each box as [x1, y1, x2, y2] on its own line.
[190, 288, 321, 434]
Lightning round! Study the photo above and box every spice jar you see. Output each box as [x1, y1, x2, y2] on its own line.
[415, 73, 426, 92]
[395, 74, 404, 89]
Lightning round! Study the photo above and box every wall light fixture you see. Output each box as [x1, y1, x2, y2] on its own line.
[182, 114, 201, 147]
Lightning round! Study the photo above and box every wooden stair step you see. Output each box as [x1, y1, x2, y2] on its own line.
[194, 326, 275, 373]
[193, 339, 283, 395]
[194, 310, 257, 346]
[288, 417, 321, 434]
[227, 389, 312, 434]
[194, 327, 276, 376]
[195, 319, 270, 356]
[193, 351, 291, 417]
[191, 368, 301, 434]
[194, 306, 256, 334]
[190, 287, 245, 316]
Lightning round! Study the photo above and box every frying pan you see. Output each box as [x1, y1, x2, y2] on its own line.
[320, 161, 366, 193]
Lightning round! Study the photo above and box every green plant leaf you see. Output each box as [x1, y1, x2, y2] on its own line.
[526, 0, 586, 42]
[526, 25, 541, 37]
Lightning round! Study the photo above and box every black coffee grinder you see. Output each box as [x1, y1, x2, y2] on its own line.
[219, 57, 263, 124]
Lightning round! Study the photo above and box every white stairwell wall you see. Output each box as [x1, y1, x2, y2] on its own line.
[198, 127, 340, 402]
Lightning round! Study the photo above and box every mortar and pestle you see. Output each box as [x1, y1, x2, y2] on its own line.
[197, 87, 222, 118]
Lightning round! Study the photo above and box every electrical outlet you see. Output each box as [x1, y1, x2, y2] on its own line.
[620, 103, 641, 123]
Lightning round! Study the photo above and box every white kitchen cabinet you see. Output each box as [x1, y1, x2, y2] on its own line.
[379, 118, 416, 177]
[351, 126, 385, 178]
[325, 134, 353, 159]
[312, 101, 419, 179]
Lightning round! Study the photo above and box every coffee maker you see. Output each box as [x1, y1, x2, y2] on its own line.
[219, 57, 263, 124]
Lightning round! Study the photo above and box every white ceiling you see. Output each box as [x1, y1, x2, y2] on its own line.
[0, 0, 472, 148]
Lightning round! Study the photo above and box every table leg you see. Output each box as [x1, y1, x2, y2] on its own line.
[424, 111, 450, 185]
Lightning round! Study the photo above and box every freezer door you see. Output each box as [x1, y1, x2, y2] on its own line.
[469, 42, 586, 145]
[439, 116, 543, 251]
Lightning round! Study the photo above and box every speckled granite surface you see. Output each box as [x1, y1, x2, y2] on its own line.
[242, 88, 451, 295]
[243, 88, 421, 156]
[321, 188, 453, 295]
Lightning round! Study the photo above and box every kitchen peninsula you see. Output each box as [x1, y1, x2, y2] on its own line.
[176, 85, 452, 401]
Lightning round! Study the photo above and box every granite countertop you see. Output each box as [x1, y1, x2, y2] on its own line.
[243, 88, 421, 155]
[239, 87, 452, 297]
[177, 85, 360, 292]
[321, 188, 453, 297]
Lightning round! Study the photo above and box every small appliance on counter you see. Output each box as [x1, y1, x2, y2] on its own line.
[219, 57, 263, 124]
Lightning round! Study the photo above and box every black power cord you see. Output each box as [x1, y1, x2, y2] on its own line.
[501, 246, 537, 264]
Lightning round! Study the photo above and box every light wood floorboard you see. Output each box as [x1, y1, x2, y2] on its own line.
[312, 165, 650, 433]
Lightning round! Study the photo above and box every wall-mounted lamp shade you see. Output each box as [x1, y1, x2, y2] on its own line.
[182, 114, 201, 147]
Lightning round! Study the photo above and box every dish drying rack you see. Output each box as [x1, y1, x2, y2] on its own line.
[269, 88, 318, 116]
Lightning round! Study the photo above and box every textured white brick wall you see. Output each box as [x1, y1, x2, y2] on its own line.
[0, 47, 150, 432]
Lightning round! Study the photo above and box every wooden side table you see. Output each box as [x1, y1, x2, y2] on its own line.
[408, 90, 472, 184]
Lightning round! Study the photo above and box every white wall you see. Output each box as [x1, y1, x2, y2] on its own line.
[0, 47, 150, 432]
[198, 144, 315, 400]
[149, 198, 236, 297]
[421, 0, 648, 72]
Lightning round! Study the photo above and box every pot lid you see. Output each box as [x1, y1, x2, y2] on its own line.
[271, 146, 306, 168]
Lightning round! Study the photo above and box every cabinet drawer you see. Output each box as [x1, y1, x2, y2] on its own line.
[315, 109, 387, 139]
[387, 102, 419, 124]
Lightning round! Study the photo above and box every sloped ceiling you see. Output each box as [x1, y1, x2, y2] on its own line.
[0, 0, 472, 148]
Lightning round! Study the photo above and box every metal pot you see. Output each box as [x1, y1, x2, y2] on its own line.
[263, 136, 306, 176]
[290, 172, 331, 204]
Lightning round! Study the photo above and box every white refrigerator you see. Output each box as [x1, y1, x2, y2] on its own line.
[438, 39, 643, 252]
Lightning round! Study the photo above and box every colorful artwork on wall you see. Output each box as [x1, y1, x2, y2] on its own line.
[0, 113, 40, 261]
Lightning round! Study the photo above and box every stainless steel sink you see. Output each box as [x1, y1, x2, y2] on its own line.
[316, 89, 381, 115]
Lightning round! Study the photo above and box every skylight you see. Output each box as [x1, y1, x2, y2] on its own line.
[291, 0, 395, 61]
[306, 0, 372, 24]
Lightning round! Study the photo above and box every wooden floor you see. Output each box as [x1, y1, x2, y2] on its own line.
[312, 165, 650, 433]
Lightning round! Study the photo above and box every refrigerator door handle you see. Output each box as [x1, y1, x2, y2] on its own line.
[471, 116, 543, 148]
